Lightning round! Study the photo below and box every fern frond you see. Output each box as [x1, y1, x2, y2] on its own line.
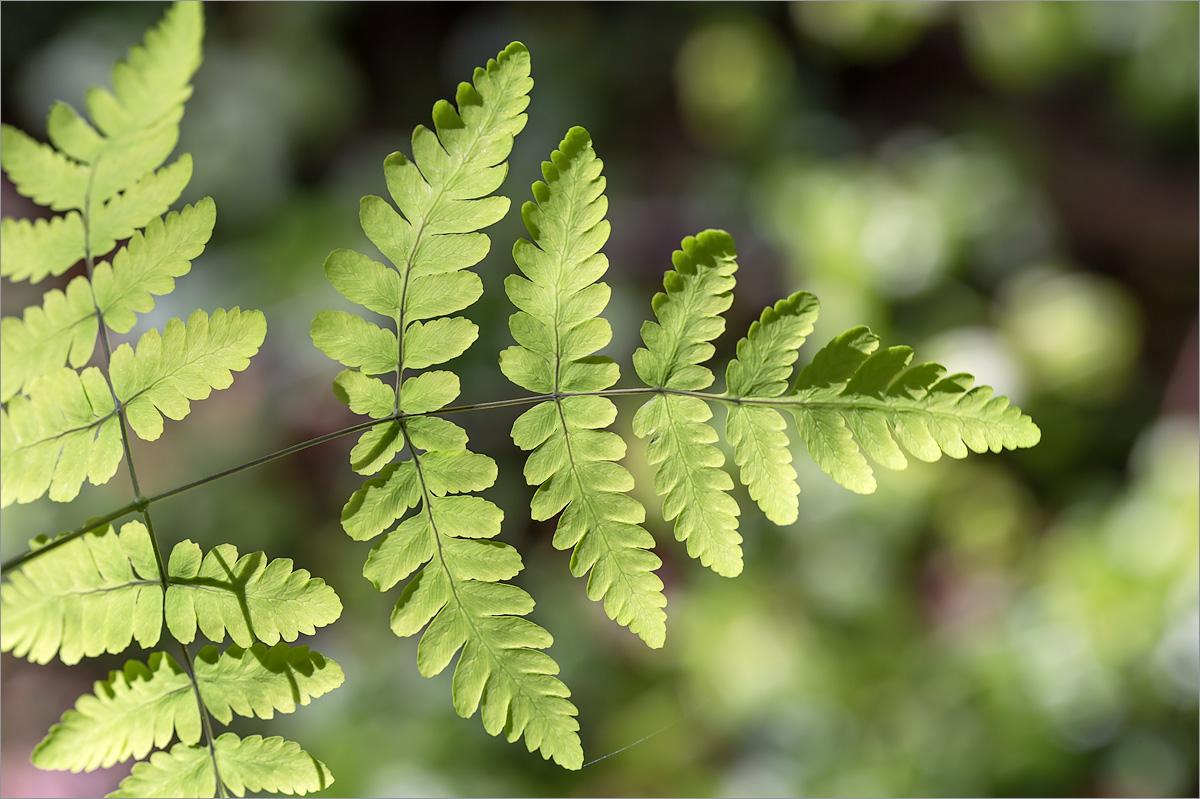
[0, 366, 122, 507]
[30, 642, 342, 777]
[0, 214, 86, 283]
[32, 652, 197, 772]
[0, 522, 162, 664]
[502, 127, 667, 648]
[314, 44, 580, 767]
[0, 278, 98, 403]
[313, 40, 531, 465]
[109, 733, 333, 799]
[790, 326, 1042, 493]
[164, 541, 342, 648]
[194, 642, 345, 723]
[312, 40, 530, 370]
[0, 1, 202, 280]
[92, 197, 216, 334]
[109, 307, 266, 442]
[341, 418, 583, 769]
[633, 231, 742, 576]
[723, 292, 819, 525]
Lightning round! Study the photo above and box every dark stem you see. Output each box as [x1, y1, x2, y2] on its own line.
[2, 385, 830, 576]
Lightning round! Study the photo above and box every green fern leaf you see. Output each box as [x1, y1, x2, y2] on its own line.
[110, 307, 266, 442]
[0, 124, 89, 212]
[0, 1, 202, 282]
[0, 522, 162, 664]
[108, 733, 333, 799]
[194, 642, 345, 723]
[723, 292, 819, 525]
[32, 652, 197, 772]
[313, 42, 531, 446]
[83, 1, 202, 140]
[89, 153, 194, 256]
[31, 643, 342, 777]
[0, 308, 258, 506]
[791, 326, 1042, 493]
[310, 310, 399, 375]
[313, 42, 580, 767]
[107, 743, 214, 799]
[342, 417, 583, 769]
[0, 214, 86, 283]
[92, 197, 216, 334]
[0, 367, 122, 507]
[164, 541, 342, 648]
[502, 127, 667, 647]
[632, 231, 742, 576]
[0, 199, 215, 405]
[0, 277, 98, 403]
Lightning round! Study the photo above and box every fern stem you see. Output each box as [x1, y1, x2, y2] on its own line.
[80, 152, 148, 502]
[1, 386, 933, 576]
[1, 417, 384, 574]
[173, 635, 227, 799]
[138, 511, 229, 796]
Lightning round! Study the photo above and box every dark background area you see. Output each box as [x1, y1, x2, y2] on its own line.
[2, 3, 1197, 797]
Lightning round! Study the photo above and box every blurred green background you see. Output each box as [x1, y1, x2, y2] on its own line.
[2, 2, 1196, 797]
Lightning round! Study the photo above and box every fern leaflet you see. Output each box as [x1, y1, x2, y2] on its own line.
[32, 652, 198, 773]
[110, 307, 266, 442]
[0, 522, 162, 665]
[32, 644, 343, 773]
[502, 127, 668, 648]
[633, 231, 743, 576]
[109, 733, 334, 799]
[790, 326, 1042, 493]
[164, 541, 342, 648]
[723, 291, 819, 524]
[314, 43, 582, 768]
[1, 367, 123, 507]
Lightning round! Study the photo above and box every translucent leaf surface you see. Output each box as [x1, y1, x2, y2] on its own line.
[503, 128, 667, 647]
[633, 231, 742, 575]
[1, 277, 98, 402]
[723, 292, 818, 525]
[32, 652, 196, 772]
[352, 417, 582, 769]
[109, 733, 333, 799]
[790, 326, 1042, 493]
[110, 308, 266, 442]
[0, 214, 85, 282]
[1, 367, 122, 507]
[92, 198, 215, 334]
[165, 541, 342, 647]
[0, 522, 163, 664]
[194, 643, 345, 724]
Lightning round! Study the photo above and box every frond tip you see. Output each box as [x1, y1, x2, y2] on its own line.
[790, 326, 1041, 493]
